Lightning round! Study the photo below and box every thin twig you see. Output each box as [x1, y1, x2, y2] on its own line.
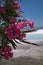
[21, 29, 37, 33]
[20, 39, 38, 46]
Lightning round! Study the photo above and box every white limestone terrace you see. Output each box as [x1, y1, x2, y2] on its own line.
[9, 29, 43, 59]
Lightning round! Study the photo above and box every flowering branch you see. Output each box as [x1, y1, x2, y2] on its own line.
[0, 0, 38, 60]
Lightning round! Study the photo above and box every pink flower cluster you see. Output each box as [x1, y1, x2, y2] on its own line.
[16, 19, 34, 29]
[26, 20, 34, 28]
[0, 46, 13, 59]
[16, 21, 25, 29]
[0, 0, 34, 60]
[4, 17, 34, 40]
[4, 23, 26, 40]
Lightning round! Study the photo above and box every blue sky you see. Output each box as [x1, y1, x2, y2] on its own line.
[19, 0, 43, 40]
[0, 0, 43, 26]
[19, 0, 43, 26]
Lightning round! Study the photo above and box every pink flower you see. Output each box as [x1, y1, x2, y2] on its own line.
[19, 33, 26, 39]
[3, 52, 13, 59]
[16, 22, 25, 29]
[13, 1, 20, 9]
[10, 17, 16, 23]
[11, 23, 17, 30]
[4, 23, 26, 40]
[3, 46, 13, 59]
[26, 20, 34, 28]
[4, 24, 20, 40]
[3, 52, 9, 59]
[7, 33, 14, 40]
[8, 52, 13, 58]
[13, 31, 20, 39]
[4, 46, 12, 53]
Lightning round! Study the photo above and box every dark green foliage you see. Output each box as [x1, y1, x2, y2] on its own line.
[9, 40, 17, 49]
[5, 3, 18, 17]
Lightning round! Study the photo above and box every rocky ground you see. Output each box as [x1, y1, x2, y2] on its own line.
[0, 57, 43, 65]
[0, 41, 43, 65]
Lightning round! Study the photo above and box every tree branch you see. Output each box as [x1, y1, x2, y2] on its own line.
[21, 29, 37, 33]
[19, 39, 38, 46]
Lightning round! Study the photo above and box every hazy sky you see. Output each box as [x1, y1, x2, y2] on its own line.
[20, 0, 43, 26]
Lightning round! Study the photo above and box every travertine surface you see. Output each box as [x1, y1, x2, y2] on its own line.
[0, 41, 43, 65]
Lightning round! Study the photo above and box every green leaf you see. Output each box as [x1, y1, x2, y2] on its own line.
[5, 3, 18, 17]
[6, 0, 10, 3]
[0, 29, 8, 47]
[1, 23, 6, 25]
[15, 39, 22, 45]
[0, 55, 2, 60]
[20, 40, 38, 46]
[1, 38, 8, 47]
[9, 40, 17, 49]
